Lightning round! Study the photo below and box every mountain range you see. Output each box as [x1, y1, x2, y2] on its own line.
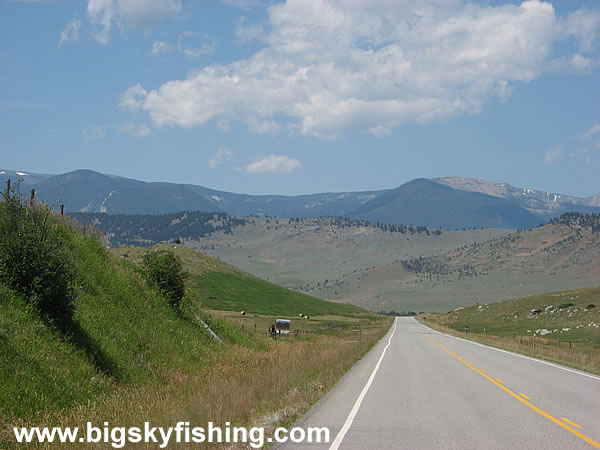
[1, 168, 599, 230]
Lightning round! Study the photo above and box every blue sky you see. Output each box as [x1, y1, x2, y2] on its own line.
[1, 0, 599, 197]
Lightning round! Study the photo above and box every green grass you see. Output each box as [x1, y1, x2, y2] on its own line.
[191, 271, 364, 317]
[419, 287, 600, 374]
[113, 243, 369, 318]
[0, 286, 108, 420]
[1, 217, 379, 443]
[0, 220, 254, 428]
[424, 287, 600, 348]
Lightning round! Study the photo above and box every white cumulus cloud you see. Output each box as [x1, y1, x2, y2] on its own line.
[119, 83, 148, 111]
[121, 0, 600, 139]
[246, 155, 301, 174]
[548, 54, 594, 75]
[87, 0, 181, 44]
[235, 16, 265, 43]
[565, 8, 600, 52]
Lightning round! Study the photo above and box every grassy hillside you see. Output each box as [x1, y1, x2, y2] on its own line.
[420, 287, 600, 374]
[189, 217, 509, 306]
[0, 217, 249, 426]
[397, 218, 600, 311]
[192, 216, 599, 312]
[1, 201, 389, 447]
[111, 243, 367, 318]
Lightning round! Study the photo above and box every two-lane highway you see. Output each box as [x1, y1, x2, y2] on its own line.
[284, 317, 600, 449]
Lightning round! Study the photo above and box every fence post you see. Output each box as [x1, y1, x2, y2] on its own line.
[60, 204, 64, 215]
[30, 189, 35, 207]
[360, 329, 362, 352]
[533, 335, 536, 354]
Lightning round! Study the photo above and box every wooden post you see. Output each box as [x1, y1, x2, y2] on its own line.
[29, 189, 35, 207]
[5, 179, 10, 197]
[359, 328, 362, 351]
[60, 204, 64, 215]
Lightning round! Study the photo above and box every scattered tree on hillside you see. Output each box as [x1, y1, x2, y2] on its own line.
[142, 250, 188, 308]
[550, 212, 600, 234]
[70, 211, 248, 247]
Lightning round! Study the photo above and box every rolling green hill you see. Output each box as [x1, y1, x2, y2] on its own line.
[111, 243, 367, 318]
[1, 203, 374, 442]
[72, 211, 598, 313]
[424, 287, 600, 346]
[189, 214, 600, 313]
[69, 211, 597, 314]
[0, 215, 249, 426]
[419, 287, 600, 374]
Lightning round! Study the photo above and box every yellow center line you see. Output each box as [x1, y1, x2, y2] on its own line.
[520, 393, 531, 400]
[496, 378, 504, 384]
[562, 418, 582, 429]
[426, 339, 600, 448]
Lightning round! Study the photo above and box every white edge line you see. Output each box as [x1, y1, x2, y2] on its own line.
[329, 317, 399, 450]
[416, 320, 600, 381]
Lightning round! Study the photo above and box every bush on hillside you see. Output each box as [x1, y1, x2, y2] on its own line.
[0, 182, 76, 324]
[558, 302, 575, 310]
[142, 250, 188, 308]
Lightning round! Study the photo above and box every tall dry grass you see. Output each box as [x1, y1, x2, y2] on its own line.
[3, 319, 391, 448]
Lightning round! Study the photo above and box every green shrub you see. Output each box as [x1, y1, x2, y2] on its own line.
[0, 183, 76, 324]
[558, 302, 575, 309]
[142, 250, 188, 308]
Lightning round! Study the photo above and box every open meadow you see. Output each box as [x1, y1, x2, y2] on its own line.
[188, 216, 599, 313]
[419, 287, 600, 374]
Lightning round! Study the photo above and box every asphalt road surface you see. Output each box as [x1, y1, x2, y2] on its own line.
[282, 317, 600, 449]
